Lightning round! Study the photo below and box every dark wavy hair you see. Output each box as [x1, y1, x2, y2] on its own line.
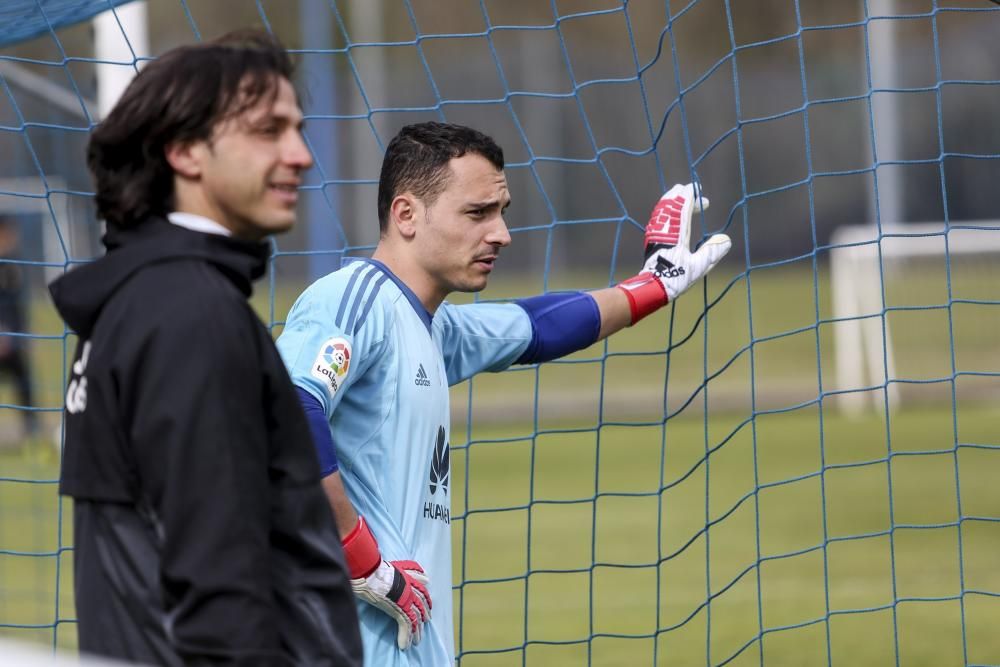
[87, 30, 295, 229]
[377, 122, 504, 233]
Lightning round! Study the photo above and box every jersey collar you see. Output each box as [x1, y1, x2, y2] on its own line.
[360, 258, 433, 333]
[167, 211, 232, 237]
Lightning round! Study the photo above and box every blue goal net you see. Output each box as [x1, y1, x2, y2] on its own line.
[1, 1, 999, 665]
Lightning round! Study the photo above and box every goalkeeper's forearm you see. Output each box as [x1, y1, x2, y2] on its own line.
[322, 471, 361, 539]
[589, 287, 634, 341]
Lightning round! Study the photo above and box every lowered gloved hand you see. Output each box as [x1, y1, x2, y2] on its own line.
[617, 183, 732, 323]
[342, 516, 432, 650]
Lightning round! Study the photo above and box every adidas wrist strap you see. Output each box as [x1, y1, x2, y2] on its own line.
[616, 273, 669, 325]
[342, 516, 381, 580]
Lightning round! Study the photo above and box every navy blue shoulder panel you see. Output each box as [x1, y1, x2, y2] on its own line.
[334, 262, 373, 330]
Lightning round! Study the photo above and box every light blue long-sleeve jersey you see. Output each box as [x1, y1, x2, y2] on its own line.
[276, 259, 533, 666]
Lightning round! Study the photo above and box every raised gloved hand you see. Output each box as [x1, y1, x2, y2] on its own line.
[342, 516, 431, 649]
[617, 183, 732, 323]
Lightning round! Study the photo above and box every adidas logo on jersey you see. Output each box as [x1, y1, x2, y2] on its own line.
[414, 363, 431, 387]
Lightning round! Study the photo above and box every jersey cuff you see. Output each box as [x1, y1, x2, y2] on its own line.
[297, 386, 338, 476]
[514, 292, 601, 364]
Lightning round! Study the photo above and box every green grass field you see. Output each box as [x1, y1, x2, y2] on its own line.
[2, 404, 998, 665]
[449, 404, 1000, 666]
[0, 260, 997, 665]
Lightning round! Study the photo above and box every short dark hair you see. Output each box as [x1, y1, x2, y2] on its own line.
[377, 122, 504, 232]
[87, 30, 295, 229]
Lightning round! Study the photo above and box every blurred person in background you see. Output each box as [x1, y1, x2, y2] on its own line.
[0, 215, 38, 445]
[48, 31, 361, 666]
[276, 121, 732, 665]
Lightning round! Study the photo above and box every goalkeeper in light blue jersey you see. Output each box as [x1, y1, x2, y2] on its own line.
[276, 122, 731, 666]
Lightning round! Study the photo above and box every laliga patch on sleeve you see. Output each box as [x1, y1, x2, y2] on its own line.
[311, 337, 352, 399]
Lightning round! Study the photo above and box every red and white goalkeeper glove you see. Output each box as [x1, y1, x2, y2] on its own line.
[342, 516, 432, 650]
[617, 183, 732, 324]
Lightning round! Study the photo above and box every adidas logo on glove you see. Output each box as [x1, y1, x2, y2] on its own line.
[653, 256, 686, 279]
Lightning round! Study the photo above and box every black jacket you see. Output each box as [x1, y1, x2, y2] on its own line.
[49, 219, 362, 666]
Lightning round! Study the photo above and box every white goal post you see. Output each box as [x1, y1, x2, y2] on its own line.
[830, 221, 1000, 415]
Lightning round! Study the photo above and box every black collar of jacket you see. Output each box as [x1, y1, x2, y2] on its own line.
[101, 217, 271, 291]
[49, 217, 271, 336]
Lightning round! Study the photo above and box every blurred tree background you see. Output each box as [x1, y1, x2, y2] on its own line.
[1, 0, 998, 283]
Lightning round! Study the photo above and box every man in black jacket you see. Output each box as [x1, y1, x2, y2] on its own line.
[48, 31, 362, 666]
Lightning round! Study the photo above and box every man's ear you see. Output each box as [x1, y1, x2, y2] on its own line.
[389, 194, 421, 239]
[165, 140, 206, 180]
